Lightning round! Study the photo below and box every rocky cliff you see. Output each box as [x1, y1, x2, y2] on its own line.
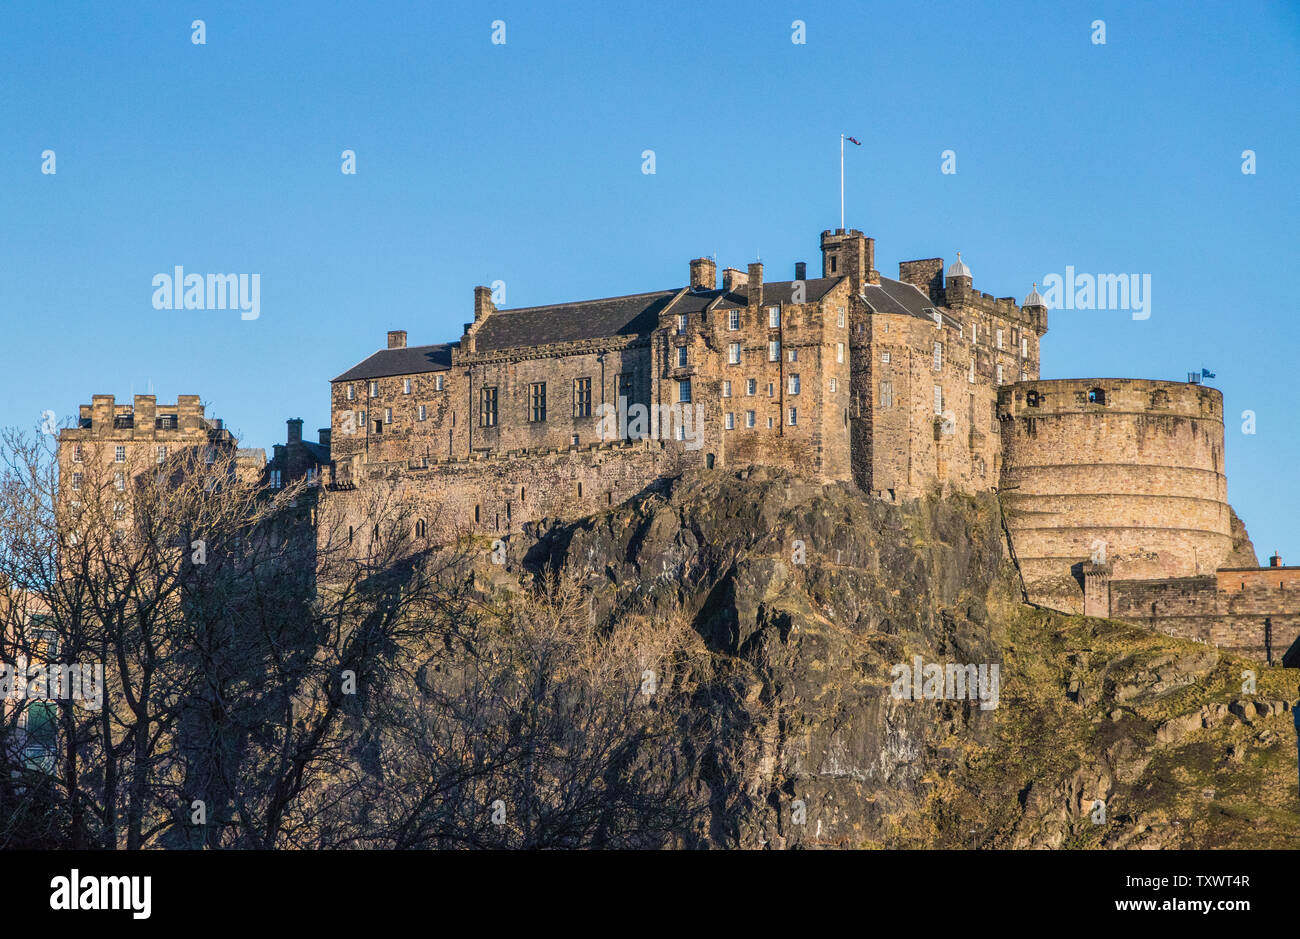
[506, 467, 1299, 848]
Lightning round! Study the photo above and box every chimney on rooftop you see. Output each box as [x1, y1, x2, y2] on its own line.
[319, 428, 331, 449]
[689, 258, 716, 290]
[794, 261, 806, 281]
[747, 262, 763, 307]
[474, 286, 495, 322]
[387, 330, 407, 349]
[721, 267, 747, 291]
[287, 418, 302, 445]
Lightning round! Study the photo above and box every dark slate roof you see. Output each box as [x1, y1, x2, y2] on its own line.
[713, 277, 843, 309]
[300, 440, 330, 463]
[332, 343, 456, 383]
[862, 277, 959, 326]
[474, 290, 681, 352]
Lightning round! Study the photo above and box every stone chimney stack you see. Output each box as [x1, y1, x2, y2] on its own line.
[387, 330, 407, 349]
[747, 262, 763, 307]
[287, 418, 303, 445]
[722, 267, 747, 291]
[689, 258, 716, 290]
[794, 261, 806, 281]
[474, 286, 495, 322]
[318, 427, 331, 449]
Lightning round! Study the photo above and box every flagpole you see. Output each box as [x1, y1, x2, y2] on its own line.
[840, 134, 845, 230]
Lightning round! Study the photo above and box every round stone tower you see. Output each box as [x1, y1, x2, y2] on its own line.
[999, 378, 1233, 614]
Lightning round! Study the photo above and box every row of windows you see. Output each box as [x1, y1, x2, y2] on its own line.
[722, 409, 798, 429]
[347, 375, 447, 401]
[74, 444, 209, 465]
[718, 341, 845, 366]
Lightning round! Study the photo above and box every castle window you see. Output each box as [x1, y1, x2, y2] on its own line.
[788, 373, 800, 395]
[968, 359, 976, 384]
[677, 379, 692, 404]
[677, 346, 688, 368]
[746, 379, 756, 396]
[529, 383, 547, 422]
[270, 469, 281, 489]
[767, 383, 775, 398]
[837, 307, 845, 328]
[577, 481, 583, 497]
[71, 472, 82, 491]
[881, 351, 890, 364]
[722, 380, 732, 398]
[830, 256, 837, 273]
[374, 420, 383, 435]
[1088, 387, 1106, 405]
[1026, 391, 1040, 407]
[1020, 369, 1028, 382]
[573, 377, 592, 418]
[474, 505, 480, 524]
[829, 377, 838, 392]
[113, 500, 124, 518]
[1020, 337, 1029, 358]
[745, 411, 756, 428]
[768, 306, 781, 328]
[520, 486, 525, 501]
[384, 408, 392, 424]
[971, 323, 978, 344]
[115, 446, 126, 463]
[418, 405, 427, 421]
[346, 384, 355, 400]
[996, 329, 1004, 350]
[729, 310, 740, 331]
[114, 472, 125, 491]
[480, 387, 498, 426]
[571, 434, 579, 447]
[373, 525, 379, 540]
[728, 342, 741, 365]
[725, 412, 735, 430]
[787, 407, 798, 426]
[706, 453, 715, 469]
[370, 381, 379, 397]
[403, 379, 412, 394]
[206, 446, 216, 464]
[880, 381, 893, 409]
[933, 341, 943, 370]
[348, 526, 353, 543]
[996, 364, 1004, 385]
[788, 348, 798, 362]
[768, 340, 780, 362]
[677, 313, 688, 335]
[933, 385, 943, 415]
[767, 417, 774, 428]
[836, 342, 844, 363]
[415, 519, 426, 539]
[435, 375, 444, 391]
[72, 444, 82, 463]
[157, 445, 167, 464]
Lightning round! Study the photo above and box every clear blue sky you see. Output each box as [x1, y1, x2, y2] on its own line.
[2, 1, 1297, 558]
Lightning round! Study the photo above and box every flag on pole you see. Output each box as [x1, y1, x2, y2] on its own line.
[846, 136, 861, 146]
[1202, 367, 1216, 379]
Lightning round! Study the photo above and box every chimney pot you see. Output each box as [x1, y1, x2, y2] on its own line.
[287, 418, 303, 445]
[747, 262, 764, 306]
[794, 261, 807, 281]
[387, 330, 407, 349]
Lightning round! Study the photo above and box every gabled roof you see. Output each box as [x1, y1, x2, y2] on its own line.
[473, 290, 680, 352]
[861, 277, 962, 326]
[712, 277, 843, 310]
[332, 343, 456, 383]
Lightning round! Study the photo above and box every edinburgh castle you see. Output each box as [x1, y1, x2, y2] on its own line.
[61, 228, 1300, 665]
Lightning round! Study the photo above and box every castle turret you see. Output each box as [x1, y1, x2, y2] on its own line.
[945, 252, 973, 303]
[820, 229, 878, 289]
[1021, 283, 1049, 337]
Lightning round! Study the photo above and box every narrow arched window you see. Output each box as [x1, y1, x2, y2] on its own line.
[415, 519, 426, 539]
